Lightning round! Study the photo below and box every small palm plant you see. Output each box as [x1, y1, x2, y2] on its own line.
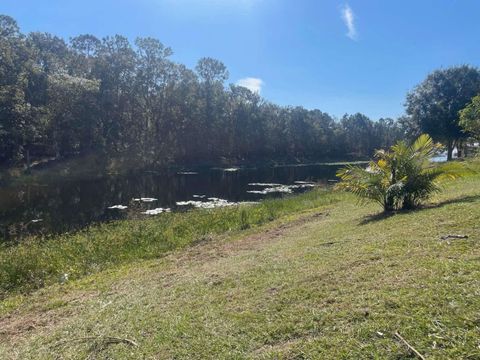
[336, 134, 468, 212]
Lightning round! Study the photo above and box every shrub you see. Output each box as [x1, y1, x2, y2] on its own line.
[336, 134, 468, 212]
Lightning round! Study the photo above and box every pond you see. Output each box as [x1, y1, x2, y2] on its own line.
[0, 163, 348, 241]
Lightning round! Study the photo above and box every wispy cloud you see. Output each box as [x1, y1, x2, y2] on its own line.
[236, 77, 264, 93]
[341, 4, 357, 40]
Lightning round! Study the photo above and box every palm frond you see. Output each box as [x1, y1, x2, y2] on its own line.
[336, 134, 470, 212]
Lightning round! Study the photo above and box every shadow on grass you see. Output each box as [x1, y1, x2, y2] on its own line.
[359, 194, 480, 225]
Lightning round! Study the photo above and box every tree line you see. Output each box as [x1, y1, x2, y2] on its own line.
[0, 15, 405, 168]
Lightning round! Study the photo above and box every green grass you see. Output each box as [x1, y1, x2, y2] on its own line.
[1, 162, 480, 359]
[0, 188, 342, 299]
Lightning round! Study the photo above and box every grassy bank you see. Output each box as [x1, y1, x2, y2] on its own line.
[1, 163, 480, 359]
[0, 188, 342, 299]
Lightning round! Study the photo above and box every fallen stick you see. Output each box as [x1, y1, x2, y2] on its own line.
[440, 234, 468, 240]
[103, 336, 138, 347]
[394, 332, 426, 360]
[53, 336, 138, 348]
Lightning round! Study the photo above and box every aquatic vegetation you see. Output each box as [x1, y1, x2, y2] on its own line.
[247, 183, 316, 195]
[133, 198, 157, 202]
[291, 184, 316, 189]
[247, 186, 293, 194]
[176, 200, 200, 206]
[176, 197, 259, 209]
[248, 183, 283, 187]
[192, 195, 206, 198]
[107, 205, 128, 210]
[176, 198, 237, 209]
[142, 208, 171, 215]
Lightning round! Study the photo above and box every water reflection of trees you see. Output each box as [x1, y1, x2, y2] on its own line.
[0, 165, 340, 242]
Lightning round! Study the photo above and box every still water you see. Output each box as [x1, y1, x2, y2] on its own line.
[0, 163, 344, 240]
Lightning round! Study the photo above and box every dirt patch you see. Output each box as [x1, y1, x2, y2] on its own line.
[174, 211, 330, 264]
[0, 309, 67, 340]
[253, 335, 318, 356]
[0, 290, 99, 345]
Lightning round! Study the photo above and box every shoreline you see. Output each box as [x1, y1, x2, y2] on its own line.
[0, 153, 368, 187]
[1, 163, 479, 358]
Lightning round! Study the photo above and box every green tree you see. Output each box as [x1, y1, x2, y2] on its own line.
[227, 85, 263, 158]
[340, 113, 375, 157]
[27, 32, 69, 74]
[94, 35, 137, 153]
[459, 94, 480, 139]
[70, 34, 101, 78]
[405, 66, 480, 160]
[46, 74, 100, 157]
[195, 57, 229, 158]
[0, 15, 40, 164]
[134, 37, 175, 161]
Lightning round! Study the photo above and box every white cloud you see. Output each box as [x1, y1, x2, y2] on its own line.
[341, 4, 357, 40]
[236, 77, 264, 93]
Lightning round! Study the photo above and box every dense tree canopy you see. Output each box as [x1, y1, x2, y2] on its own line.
[405, 66, 480, 160]
[0, 15, 404, 168]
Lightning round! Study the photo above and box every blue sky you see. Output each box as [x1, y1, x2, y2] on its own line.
[1, 0, 480, 119]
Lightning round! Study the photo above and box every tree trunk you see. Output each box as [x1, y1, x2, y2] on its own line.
[25, 148, 31, 174]
[457, 147, 463, 158]
[457, 140, 463, 158]
[447, 140, 453, 161]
